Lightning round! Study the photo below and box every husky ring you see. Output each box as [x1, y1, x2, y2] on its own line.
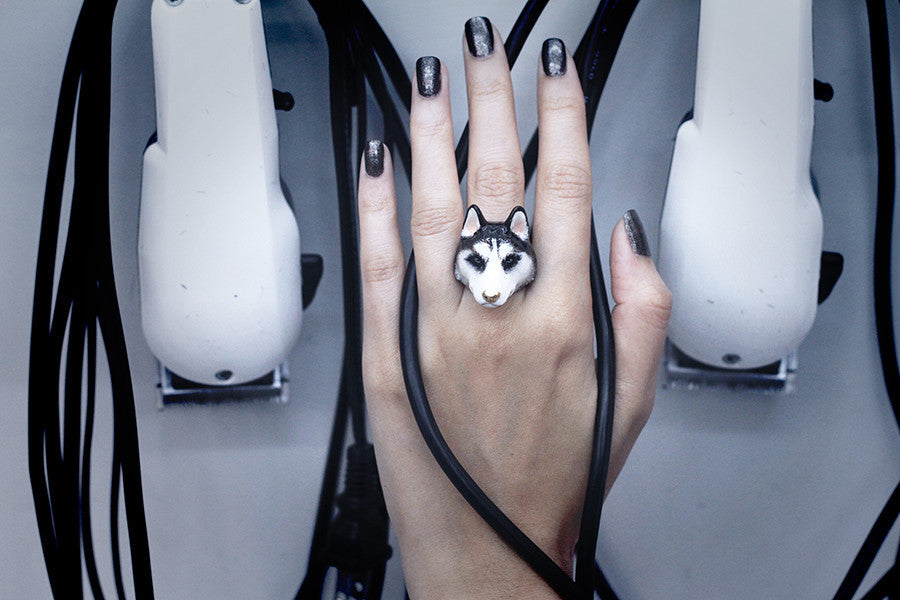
[453, 204, 537, 308]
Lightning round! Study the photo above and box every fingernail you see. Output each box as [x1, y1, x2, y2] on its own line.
[365, 139, 384, 177]
[624, 209, 651, 257]
[416, 56, 441, 97]
[541, 38, 566, 77]
[465, 16, 494, 57]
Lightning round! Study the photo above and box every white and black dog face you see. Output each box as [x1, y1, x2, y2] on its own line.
[454, 205, 536, 307]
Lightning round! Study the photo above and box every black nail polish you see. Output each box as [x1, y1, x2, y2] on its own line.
[416, 56, 441, 97]
[624, 209, 651, 257]
[541, 38, 566, 77]
[365, 139, 384, 177]
[465, 16, 494, 57]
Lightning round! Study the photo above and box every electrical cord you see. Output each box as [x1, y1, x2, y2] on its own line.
[28, 0, 155, 598]
[859, 564, 897, 600]
[833, 480, 900, 600]
[297, 2, 397, 598]
[29, 4, 87, 595]
[296, 375, 352, 600]
[868, 0, 899, 431]
[348, 26, 412, 179]
[326, 24, 370, 449]
[833, 2, 900, 599]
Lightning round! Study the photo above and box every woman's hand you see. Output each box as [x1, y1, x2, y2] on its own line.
[357, 17, 672, 600]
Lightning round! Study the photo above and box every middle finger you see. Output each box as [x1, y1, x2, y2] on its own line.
[463, 17, 525, 222]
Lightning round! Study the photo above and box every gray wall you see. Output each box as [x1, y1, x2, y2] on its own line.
[1, 0, 899, 598]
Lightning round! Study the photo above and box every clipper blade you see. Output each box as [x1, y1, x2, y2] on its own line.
[158, 362, 289, 406]
[663, 341, 797, 393]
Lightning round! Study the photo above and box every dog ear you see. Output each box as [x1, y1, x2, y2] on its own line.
[506, 206, 529, 242]
[461, 205, 485, 238]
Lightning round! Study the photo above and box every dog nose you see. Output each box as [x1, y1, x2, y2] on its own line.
[482, 290, 500, 303]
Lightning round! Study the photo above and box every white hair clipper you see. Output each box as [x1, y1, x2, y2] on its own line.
[139, 0, 308, 396]
[658, 0, 840, 386]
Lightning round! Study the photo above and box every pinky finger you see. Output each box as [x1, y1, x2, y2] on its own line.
[358, 140, 406, 398]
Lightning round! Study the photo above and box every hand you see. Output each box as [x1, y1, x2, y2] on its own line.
[357, 18, 671, 600]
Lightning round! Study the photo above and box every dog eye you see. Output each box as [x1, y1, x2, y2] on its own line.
[501, 254, 520, 271]
[466, 253, 486, 270]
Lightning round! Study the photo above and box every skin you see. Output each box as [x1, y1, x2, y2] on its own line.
[356, 22, 672, 600]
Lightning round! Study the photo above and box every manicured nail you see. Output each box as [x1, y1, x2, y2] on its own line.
[416, 56, 441, 97]
[624, 209, 651, 257]
[365, 139, 384, 177]
[465, 16, 494, 57]
[541, 38, 566, 77]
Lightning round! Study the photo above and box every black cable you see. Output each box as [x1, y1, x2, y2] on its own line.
[354, 2, 412, 114]
[82, 320, 106, 600]
[295, 24, 363, 600]
[348, 26, 412, 179]
[28, 5, 87, 597]
[295, 376, 352, 600]
[569, 2, 638, 591]
[578, 0, 638, 135]
[296, 3, 399, 598]
[28, 0, 156, 598]
[574, 221, 616, 595]
[318, 10, 370, 447]
[593, 560, 620, 600]
[832, 481, 900, 600]
[355, 30, 369, 180]
[869, 0, 900, 434]
[110, 456, 126, 600]
[89, 0, 155, 593]
[345, 3, 414, 183]
[859, 564, 897, 600]
[833, 2, 900, 599]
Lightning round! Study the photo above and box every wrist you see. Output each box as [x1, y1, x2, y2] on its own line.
[398, 509, 573, 600]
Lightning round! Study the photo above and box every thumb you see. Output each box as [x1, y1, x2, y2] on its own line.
[605, 209, 672, 487]
[610, 209, 672, 349]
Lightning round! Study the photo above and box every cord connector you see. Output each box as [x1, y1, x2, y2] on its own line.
[324, 443, 392, 600]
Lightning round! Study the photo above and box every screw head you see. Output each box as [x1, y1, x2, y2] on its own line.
[215, 370, 233, 382]
[722, 354, 741, 366]
[164, 0, 183, 6]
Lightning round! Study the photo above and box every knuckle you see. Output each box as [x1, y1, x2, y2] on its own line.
[359, 181, 393, 214]
[640, 281, 674, 332]
[362, 354, 403, 400]
[542, 93, 587, 116]
[469, 162, 524, 202]
[539, 304, 591, 351]
[361, 254, 405, 286]
[540, 161, 592, 202]
[616, 375, 655, 428]
[618, 378, 655, 429]
[411, 113, 452, 143]
[470, 76, 510, 103]
[410, 204, 459, 239]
